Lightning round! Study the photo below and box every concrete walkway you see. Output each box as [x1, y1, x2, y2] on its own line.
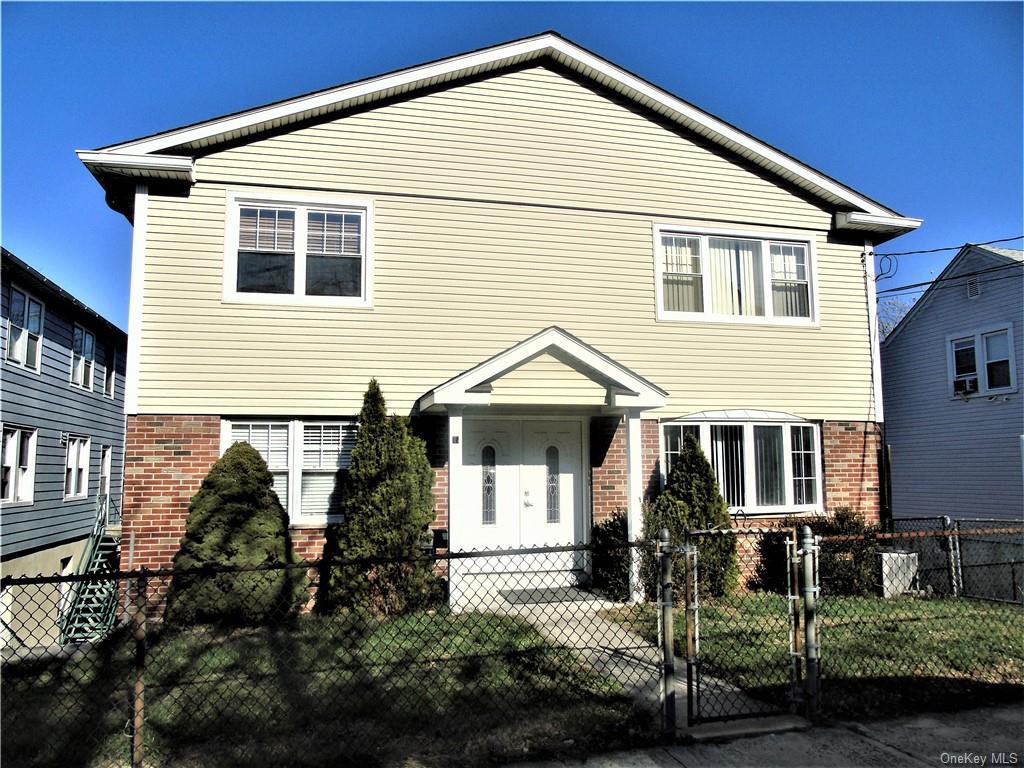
[511, 702, 1024, 767]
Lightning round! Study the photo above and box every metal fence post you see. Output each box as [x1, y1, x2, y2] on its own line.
[131, 572, 148, 768]
[943, 516, 961, 597]
[800, 525, 820, 719]
[659, 528, 676, 738]
[786, 529, 803, 708]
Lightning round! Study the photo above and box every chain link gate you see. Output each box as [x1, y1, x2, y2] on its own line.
[681, 528, 805, 726]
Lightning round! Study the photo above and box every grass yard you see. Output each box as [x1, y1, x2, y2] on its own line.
[2, 610, 650, 768]
[608, 593, 1024, 718]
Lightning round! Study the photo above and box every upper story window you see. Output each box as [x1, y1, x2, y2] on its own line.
[663, 418, 821, 515]
[104, 345, 116, 398]
[71, 325, 95, 390]
[224, 418, 357, 524]
[6, 287, 44, 372]
[224, 191, 373, 307]
[1, 425, 37, 504]
[656, 227, 816, 324]
[946, 324, 1017, 397]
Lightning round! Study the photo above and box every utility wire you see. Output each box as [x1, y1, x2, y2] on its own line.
[876, 261, 1023, 295]
[874, 235, 1023, 258]
[878, 269, 1023, 299]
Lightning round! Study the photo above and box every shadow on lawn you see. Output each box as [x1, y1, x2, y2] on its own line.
[4, 613, 651, 768]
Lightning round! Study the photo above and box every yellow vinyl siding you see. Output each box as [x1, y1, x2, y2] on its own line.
[137, 64, 875, 421]
[486, 352, 610, 406]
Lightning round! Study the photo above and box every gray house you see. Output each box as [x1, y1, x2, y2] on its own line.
[1, 248, 127, 578]
[881, 244, 1024, 521]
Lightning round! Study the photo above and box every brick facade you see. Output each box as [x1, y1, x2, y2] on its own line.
[121, 415, 221, 571]
[822, 420, 883, 525]
[121, 414, 882, 571]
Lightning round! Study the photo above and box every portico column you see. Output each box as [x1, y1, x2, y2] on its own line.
[625, 407, 644, 602]
[447, 406, 464, 550]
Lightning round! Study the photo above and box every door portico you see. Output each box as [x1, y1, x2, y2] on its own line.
[416, 327, 668, 600]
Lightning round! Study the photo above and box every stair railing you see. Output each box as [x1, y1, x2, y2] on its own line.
[58, 497, 111, 642]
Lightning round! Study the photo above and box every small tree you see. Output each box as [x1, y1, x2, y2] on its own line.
[643, 433, 738, 598]
[320, 380, 438, 614]
[167, 442, 301, 626]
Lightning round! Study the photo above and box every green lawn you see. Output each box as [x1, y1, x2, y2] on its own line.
[2, 611, 650, 767]
[608, 593, 1024, 718]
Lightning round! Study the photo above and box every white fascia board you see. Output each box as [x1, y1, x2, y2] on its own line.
[98, 33, 904, 218]
[835, 211, 923, 233]
[77, 151, 195, 182]
[426, 327, 667, 409]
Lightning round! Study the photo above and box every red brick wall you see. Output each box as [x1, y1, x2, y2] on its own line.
[121, 415, 221, 571]
[823, 420, 882, 525]
[590, 417, 661, 524]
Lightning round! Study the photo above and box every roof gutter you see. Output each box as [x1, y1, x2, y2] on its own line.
[76, 151, 195, 184]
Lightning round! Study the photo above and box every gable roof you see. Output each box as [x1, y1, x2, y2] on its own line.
[78, 31, 919, 235]
[417, 326, 668, 411]
[882, 243, 1024, 345]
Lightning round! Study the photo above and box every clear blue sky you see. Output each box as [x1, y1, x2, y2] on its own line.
[3, 2, 1022, 330]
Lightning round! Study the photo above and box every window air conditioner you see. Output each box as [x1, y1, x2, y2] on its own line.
[953, 377, 978, 395]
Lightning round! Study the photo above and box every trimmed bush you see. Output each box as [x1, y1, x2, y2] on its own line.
[591, 510, 630, 601]
[749, 508, 880, 596]
[643, 433, 737, 599]
[167, 442, 302, 626]
[320, 379, 441, 614]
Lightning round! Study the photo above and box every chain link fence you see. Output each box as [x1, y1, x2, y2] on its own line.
[2, 544, 663, 768]
[815, 523, 1024, 718]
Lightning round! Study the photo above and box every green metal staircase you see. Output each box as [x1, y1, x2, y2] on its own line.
[59, 494, 122, 644]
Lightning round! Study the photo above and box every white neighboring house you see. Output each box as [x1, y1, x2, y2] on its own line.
[881, 244, 1024, 521]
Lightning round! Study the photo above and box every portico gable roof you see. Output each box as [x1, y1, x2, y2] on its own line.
[417, 326, 668, 411]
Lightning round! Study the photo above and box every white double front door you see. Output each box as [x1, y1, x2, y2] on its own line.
[458, 419, 584, 554]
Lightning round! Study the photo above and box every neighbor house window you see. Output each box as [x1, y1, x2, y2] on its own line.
[71, 325, 95, 389]
[225, 419, 357, 522]
[656, 229, 815, 322]
[1, 426, 36, 504]
[226, 193, 372, 306]
[64, 436, 90, 498]
[104, 346, 116, 398]
[663, 419, 821, 513]
[6, 287, 44, 371]
[946, 325, 1017, 396]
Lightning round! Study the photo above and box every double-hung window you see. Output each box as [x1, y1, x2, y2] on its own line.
[656, 228, 815, 323]
[71, 325, 95, 389]
[64, 436, 90, 499]
[1, 426, 36, 504]
[226, 192, 372, 306]
[223, 419, 357, 523]
[6, 287, 44, 371]
[946, 325, 1017, 396]
[103, 346, 117, 398]
[663, 419, 822, 514]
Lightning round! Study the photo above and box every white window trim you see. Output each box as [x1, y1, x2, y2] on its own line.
[1, 424, 37, 506]
[103, 346, 117, 399]
[70, 324, 95, 391]
[660, 418, 823, 516]
[652, 223, 820, 327]
[63, 435, 91, 500]
[223, 189, 374, 308]
[5, 284, 45, 374]
[220, 418, 356, 526]
[944, 323, 1018, 398]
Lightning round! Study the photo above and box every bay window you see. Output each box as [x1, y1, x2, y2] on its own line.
[656, 228, 815, 323]
[663, 419, 821, 513]
[225, 191, 372, 306]
[223, 419, 357, 523]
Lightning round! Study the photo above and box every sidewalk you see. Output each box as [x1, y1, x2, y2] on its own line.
[511, 702, 1024, 767]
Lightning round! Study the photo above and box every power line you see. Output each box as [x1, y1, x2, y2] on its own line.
[878, 269, 1023, 300]
[876, 261, 1023, 296]
[873, 235, 1023, 258]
